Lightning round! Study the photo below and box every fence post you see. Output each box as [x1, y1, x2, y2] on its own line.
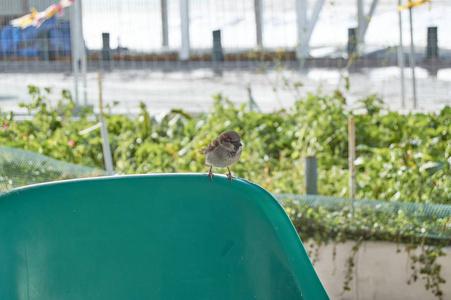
[347, 28, 358, 55]
[408, 0, 417, 108]
[398, 0, 406, 108]
[179, 0, 190, 61]
[212, 30, 223, 62]
[296, 0, 307, 60]
[254, 0, 263, 48]
[161, 0, 169, 47]
[357, 0, 380, 46]
[427, 27, 438, 58]
[357, 0, 365, 45]
[70, 0, 87, 105]
[349, 116, 356, 213]
[37, 30, 51, 61]
[97, 71, 114, 176]
[102, 33, 110, 61]
[78, 0, 88, 106]
[304, 156, 318, 195]
[70, 2, 80, 104]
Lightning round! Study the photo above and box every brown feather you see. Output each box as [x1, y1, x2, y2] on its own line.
[201, 138, 219, 154]
[200, 131, 241, 154]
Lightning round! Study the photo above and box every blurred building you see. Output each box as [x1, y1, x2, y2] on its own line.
[0, 0, 72, 60]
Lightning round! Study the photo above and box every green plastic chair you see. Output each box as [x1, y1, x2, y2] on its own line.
[0, 174, 329, 299]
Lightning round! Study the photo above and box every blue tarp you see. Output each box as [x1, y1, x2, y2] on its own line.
[0, 17, 72, 57]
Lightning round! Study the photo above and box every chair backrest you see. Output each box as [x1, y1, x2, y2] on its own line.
[0, 174, 329, 299]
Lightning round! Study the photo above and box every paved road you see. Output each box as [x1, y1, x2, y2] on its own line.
[0, 66, 450, 116]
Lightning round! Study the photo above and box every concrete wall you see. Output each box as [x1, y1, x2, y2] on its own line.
[307, 241, 451, 300]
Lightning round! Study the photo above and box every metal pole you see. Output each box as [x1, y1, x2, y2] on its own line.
[247, 85, 261, 113]
[357, 0, 365, 46]
[349, 116, 356, 210]
[98, 71, 114, 175]
[179, 0, 190, 61]
[76, 0, 88, 106]
[161, 0, 169, 47]
[304, 157, 318, 195]
[296, 0, 307, 59]
[359, 0, 379, 42]
[70, 3, 79, 104]
[98, 71, 104, 116]
[306, 0, 325, 43]
[398, 0, 406, 108]
[254, 0, 263, 48]
[408, 0, 417, 108]
[248, 86, 254, 112]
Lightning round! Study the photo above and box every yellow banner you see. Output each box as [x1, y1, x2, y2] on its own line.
[398, 0, 430, 11]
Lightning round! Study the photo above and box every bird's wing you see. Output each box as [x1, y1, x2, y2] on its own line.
[201, 138, 219, 154]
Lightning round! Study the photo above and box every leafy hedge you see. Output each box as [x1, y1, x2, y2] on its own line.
[1, 85, 450, 205]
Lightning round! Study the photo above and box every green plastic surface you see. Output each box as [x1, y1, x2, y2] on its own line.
[0, 174, 329, 299]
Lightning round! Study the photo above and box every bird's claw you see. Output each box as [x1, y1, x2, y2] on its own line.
[206, 166, 215, 181]
[226, 167, 235, 183]
[226, 173, 235, 183]
[206, 171, 215, 181]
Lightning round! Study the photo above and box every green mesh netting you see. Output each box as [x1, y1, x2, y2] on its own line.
[274, 194, 451, 219]
[1, 146, 450, 241]
[274, 194, 451, 241]
[0, 146, 105, 192]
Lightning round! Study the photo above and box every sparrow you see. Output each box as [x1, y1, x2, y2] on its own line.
[201, 130, 243, 183]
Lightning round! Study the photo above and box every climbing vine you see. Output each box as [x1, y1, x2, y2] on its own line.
[408, 243, 446, 300]
[284, 198, 450, 299]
